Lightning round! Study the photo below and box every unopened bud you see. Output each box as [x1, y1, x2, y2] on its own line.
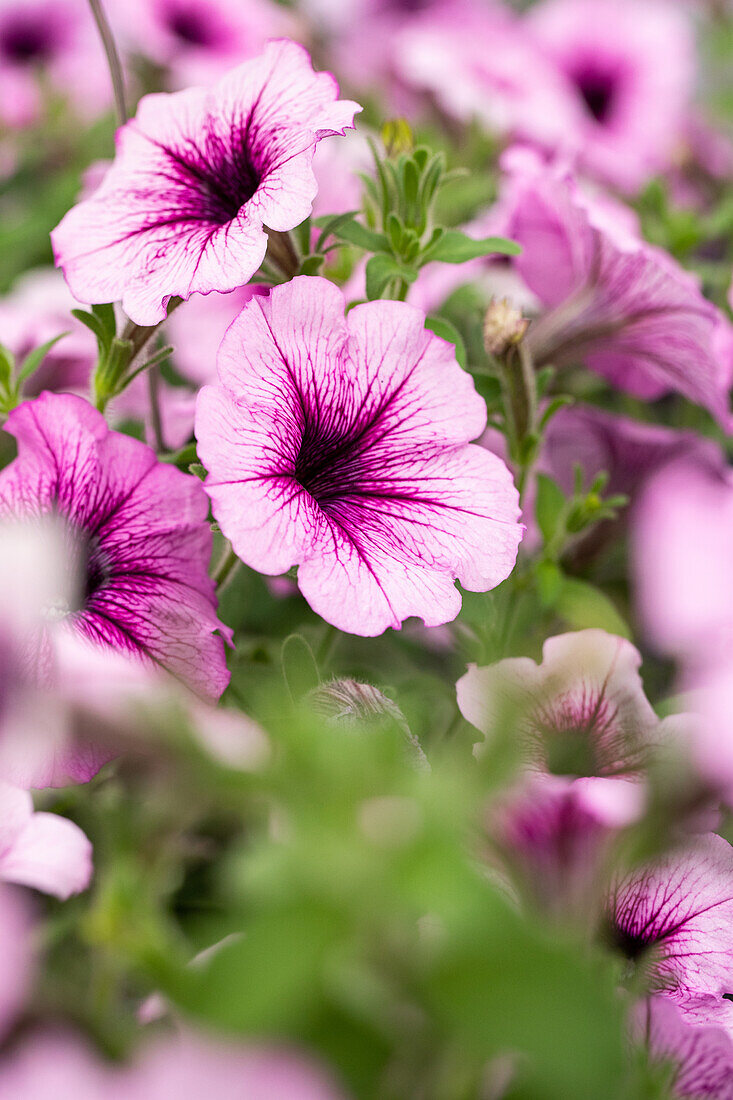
[309, 679, 429, 770]
[381, 118, 413, 157]
[483, 297, 529, 357]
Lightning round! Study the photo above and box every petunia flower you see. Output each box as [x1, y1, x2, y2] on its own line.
[0, 392, 229, 704]
[607, 832, 733, 1016]
[634, 459, 733, 661]
[51, 40, 361, 326]
[488, 772, 644, 924]
[0, 0, 111, 128]
[0, 268, 196, 450]
[117, 0, 297, 90]
[0, 884, 30, 1042]
[0, 782, 91, 900]
[500, 158, 733, 429]
[0, 1030, 349, 1099]
[633, 459, 733, 809]
[393, 1, 579, 151]
[528, 0, 695, 192]
[634, 995, 733, 1099]
[196, 276, 523, 636]
[457, 630, 660, 777]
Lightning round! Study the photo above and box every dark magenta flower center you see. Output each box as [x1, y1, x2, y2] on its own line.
[166, 129, 262, 225]
[607, 921, 653, 961]
[0, 15, 56, 63]
[571, 65, 618, 125]
[164, 2, 223, 48]
[293, 409, 383, 512]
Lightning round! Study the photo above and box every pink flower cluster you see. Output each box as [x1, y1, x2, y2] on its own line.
[458, 629, 733, 1091]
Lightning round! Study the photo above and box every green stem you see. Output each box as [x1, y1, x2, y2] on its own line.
[316, 623, 339, 670]
[265, 230, 300, 279]
[213, 544, 240, 590]
[147, 367, 165, 453]
[88, 0, 127, 127]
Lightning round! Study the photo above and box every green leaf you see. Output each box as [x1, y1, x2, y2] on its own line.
[424, 231, 521, 264]
[91, 302, 117, 340]
[425, 316, 467, 369]
[535, 559, 563, 609]
[0, 342, 15, 390]
[281, 633, 321, 702]
[538, 394, 574, 431]
[71, 308, 112, 350]
[17, 331, 69, 384]
[299, 254, 325, 276]
[555, 577, 631, 639]
[535, 474, 566, 546]
[365, 254, 417, 300]
[313, 210, 360, 252]
[331, 218, 390, 254]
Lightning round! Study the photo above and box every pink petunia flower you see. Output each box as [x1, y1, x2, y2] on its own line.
[0, 783, 91, 900]
[0, 392, 229, 704]
[488, 772, 644, 923]
[117, 0, 297, 90]
[607, 833, 733, 1018]
[633, 459, 733, 808]
[542, 406, 725, 512]
[196, 276, 523, 636]
[0, 0, 111, 128]
[0, 1031, 348, 1099]
[166, 284, 267, 388]
[634, 995, 733, 1099]
[0, 884, 30, 1041]
[51, 40, 361, 326]
[528, 0, 695, 193]
[393, 1, 579, 150]
[500, 157, 732, 429]
[457, 629, 660, 777]
[0, 268, 197, 450]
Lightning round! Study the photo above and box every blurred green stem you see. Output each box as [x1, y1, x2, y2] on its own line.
[213, 543, 240, 590]
[147, 367, 165, 453]
[88, 0, 127, 127]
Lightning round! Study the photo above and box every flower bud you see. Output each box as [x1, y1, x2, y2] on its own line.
[483, 297, 529, 358]
[309, 679, 429, 769]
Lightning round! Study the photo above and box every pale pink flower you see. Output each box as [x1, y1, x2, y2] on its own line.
[196, 276, 522, 635]
[117, 0, 297, 90]
[529, 0, 696, 192]
[0, 783, 91, 899]
[0, 1031, 348, 1099]
[635, 996, 733, 1099]
[633, 460, 733, 660]
[0, 268, 197, 450]
[393, 2, 579, 149]
[51, 41, 360, 325]
[0, 884, 30, 1040]
[0, 0, 111, 127]
[165, 285, 267, 387]
[608, 833, 733, 1017]
[457, 630, 659, 776]
[0, 269, 95, 396]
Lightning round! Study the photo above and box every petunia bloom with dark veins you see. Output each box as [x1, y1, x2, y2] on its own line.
[0, 393, 230, 708]
[529, 0, 695, 192]
[51, 40, 360, 325]
[0, 0, 111, 128]
[607, 833, 733, 1021]
[196, 276, 523, 636]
